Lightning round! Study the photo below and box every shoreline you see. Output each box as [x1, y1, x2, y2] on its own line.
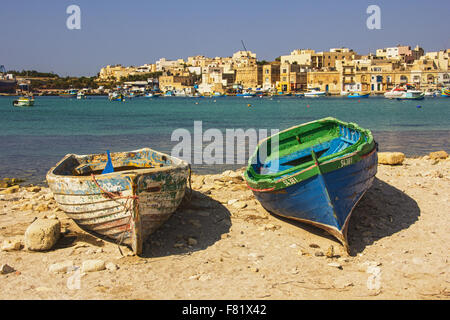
[0, 152, 449, 299]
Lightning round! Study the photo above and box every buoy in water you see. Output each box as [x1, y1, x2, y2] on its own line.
[307, 104, 310, 108]
[417, 105, 421, 108]
[247, 103, 252, 107]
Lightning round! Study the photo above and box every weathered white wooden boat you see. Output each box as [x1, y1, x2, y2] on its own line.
[46, 148, 190, 255]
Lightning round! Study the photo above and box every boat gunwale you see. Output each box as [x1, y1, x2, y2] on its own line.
[46, 147, 190, 183]
[244, 118, 376, 191]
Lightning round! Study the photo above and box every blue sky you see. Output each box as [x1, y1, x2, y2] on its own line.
[1, 0, 449, 76]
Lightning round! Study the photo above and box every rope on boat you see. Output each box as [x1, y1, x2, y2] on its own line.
[91, 174, 139, 256]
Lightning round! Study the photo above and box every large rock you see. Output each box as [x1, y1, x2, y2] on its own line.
[0, 185, 20, 195]
[25, 218, 61, 251]
[429, 150, 448, 160]
[378, 152, 405, 165]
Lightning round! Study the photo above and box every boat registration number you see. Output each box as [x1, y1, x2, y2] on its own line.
[282, 177, 298, 187]
[340, 157, 353, 168]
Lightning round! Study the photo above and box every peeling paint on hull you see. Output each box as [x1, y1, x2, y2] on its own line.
[46, 148, 189, 255]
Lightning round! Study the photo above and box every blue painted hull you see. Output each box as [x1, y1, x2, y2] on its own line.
[347, 94, 369, 98]
[251, 148, 377, 248]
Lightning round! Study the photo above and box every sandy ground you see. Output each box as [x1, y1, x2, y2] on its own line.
[0, 155, 449, 300]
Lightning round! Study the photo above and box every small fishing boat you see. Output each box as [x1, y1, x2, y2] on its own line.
[442, 88, 450, 97]
[13, 95, 34, 107]
[347, 92, 370, 98]
[109, 91, 125, 101]
[77, 91, 86, 99]
[304, 88, 326, 97]
[60, 89, 78, 98]
[236, 91, 255, 98]
[244, 117, 377, 252]
[46, 148, 190, 255]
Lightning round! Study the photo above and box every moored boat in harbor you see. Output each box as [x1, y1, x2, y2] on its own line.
[442, 88, 450, 97]
[46, 148, 190, 255]
[347, 92, 370, 98]
[304, 88, 326, 97]
[59, 89, 78, 98]
[13, 95, 34, 107]
[244, 117, 377, 252]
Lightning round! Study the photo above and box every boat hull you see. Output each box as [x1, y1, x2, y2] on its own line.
[46, 148, 189, 255]
[347, 93, 369, 98]
[250, 147, 377, 250]
[442, 89, 450, 97]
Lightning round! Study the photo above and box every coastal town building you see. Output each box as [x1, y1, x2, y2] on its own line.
[235, 64, 263, 89]
[277, 63, 307, 93]
[262, 63, 280, 91]
[93, 44, 448, 95]
[98, 65, 137, 81]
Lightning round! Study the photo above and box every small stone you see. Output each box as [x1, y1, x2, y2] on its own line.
[187, 237, 198, 246]
[227, 199, 238, 205]
[326, 245, 335, 258]
[289, 244, 297, 249]
[309, 243, 320, 249]
[1, 239, 23, 251]
[48, 261, 74, 273]
[232, 201, 247, 209]
[20, 203, 33, 211]
[81, 259, 106, 272]
[43, 193, 53, 201]
[26, 186, 41, 193]
[264, 223, 277, 231]
[327, 262, 343, 269]
[250, 267, 259, 273]
[0, 264, 15, 274]
[34, 203, 50, 212]
[105, 262, 118, 271]
[25, 218, 60, 251]
[315, 251, 324, 257]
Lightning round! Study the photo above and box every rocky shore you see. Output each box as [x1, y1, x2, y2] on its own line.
[0, 152, 449, 299]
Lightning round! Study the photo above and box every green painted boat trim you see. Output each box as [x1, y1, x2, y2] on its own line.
[244, 117, 376, 192]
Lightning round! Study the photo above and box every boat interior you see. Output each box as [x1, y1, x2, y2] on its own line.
[251, 121, 364, 176]
[52, 149, 174, 176]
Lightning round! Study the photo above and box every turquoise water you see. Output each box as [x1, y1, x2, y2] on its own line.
[0, 95, 449, 183]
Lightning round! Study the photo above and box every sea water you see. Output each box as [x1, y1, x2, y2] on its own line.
[0, 95, 448, 183]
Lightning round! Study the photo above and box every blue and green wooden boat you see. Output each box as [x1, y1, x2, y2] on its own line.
[244, 117, 377, 251]
[47, 148, 190, 255]
[347, 92, 370, 98]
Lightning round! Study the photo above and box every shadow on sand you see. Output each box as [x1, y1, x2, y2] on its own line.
[140, 190, 232, 258]
[267, 177, 420, 256]
[347, 177, 420, 255]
